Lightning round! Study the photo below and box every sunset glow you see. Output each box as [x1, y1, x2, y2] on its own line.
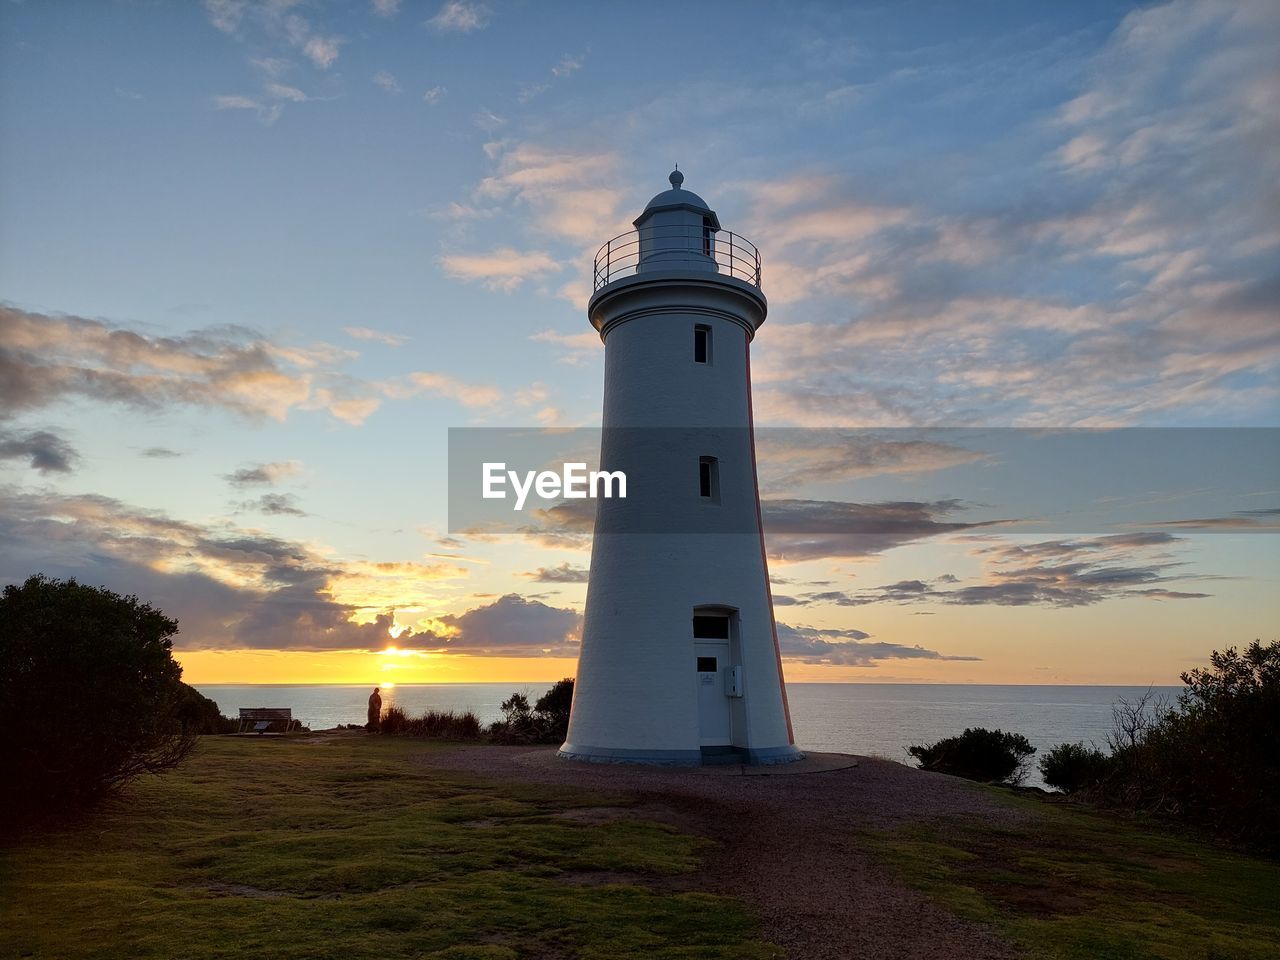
[1, 0, 1275, 687]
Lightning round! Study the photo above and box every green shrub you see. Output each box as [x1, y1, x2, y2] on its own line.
[380, 707, 482, 740]
[378, 706, 410, 735]
[1039, 741, 1110, 793]
[0, 575, 196, 816]
[489, 679, 575, 744]
[1096, 640, 1279, 851]
[534, 677, 574, 734]
[447, 710, 482, 739]
[172, 683, 237, 735]
[908, 727, 1036, 785]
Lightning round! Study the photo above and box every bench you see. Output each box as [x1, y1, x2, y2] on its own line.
[237, 707, 293, 735]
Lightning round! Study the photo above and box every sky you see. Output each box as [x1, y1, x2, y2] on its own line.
[1, 0, 1276, 687]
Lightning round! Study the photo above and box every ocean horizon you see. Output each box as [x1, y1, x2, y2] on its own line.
[195, 682, 1182, 789]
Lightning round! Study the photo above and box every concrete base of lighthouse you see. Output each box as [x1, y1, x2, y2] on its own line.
[557, 743, 805, 767]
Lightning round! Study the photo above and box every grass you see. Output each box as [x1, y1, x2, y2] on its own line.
[860, 790, 1280, 960]
[2, 735, 780, 960]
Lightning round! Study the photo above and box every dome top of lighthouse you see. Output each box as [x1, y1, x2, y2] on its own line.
[635, 168, 721, 230]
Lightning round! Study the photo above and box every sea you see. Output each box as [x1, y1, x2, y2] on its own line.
[194, 682, 1182, 789]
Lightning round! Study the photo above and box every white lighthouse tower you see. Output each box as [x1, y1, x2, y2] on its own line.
[560, 170, 803, 765]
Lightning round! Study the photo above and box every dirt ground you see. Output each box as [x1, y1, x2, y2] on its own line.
[427, 746, 1024, 960]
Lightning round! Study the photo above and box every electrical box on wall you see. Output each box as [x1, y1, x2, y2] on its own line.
[727, 665, 744, 698]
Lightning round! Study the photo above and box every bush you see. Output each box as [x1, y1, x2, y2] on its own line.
[489, 679, 575, 744]
[534, 677, 574, 735]
[379, 705, 410, 735]
[1040, 741, 1110, 793]
[379, 707, 482, 740]
[171, 683, 237, 735]
[1094, 641, 1279, 851]
[0, 575, 197, 816]
[908, 727, 1036, 785]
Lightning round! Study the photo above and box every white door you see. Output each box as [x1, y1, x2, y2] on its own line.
[695, 642, 732, 745]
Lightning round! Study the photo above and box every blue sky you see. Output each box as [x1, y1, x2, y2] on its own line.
[1, 0, 1276, 684]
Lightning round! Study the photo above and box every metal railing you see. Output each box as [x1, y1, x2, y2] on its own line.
[593, 226, 763, 292]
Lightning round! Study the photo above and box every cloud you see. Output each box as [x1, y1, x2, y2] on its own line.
[763, 498, 1007, 561]
[211, 94, 283, 126]
[551, 55, 583, 79]
[306, 383, 381, 426]
[524, 562, 589, 583]
[754, 431, 989, 495]
[427, 1, 489, 33]
[212, 94, 260, 111]
[472, 143, 625, 246]
[520, 53, 587, 102]
[372, 0, 400, 17]
[250, 56, 291, 79]
[212, 61, 330, 128]
[776, 623, 979, 666]
[433, 593, 580, 656]
[300, 34, 342, 70]
[529, 328, 601, 365]
[438, 247, 561, 292]
[389, 371, 503, 409]
[203, 3, 344, 124]
[0, 305, 379, 425]
[473, 108, 506, 132]
[448, 139, 625, 307]
[371, 70, 401, 94]
[240, 493, 306, 516]
[1149, 508, 1280, 530]
[141, 447, 181, 459]
[223, 461, 302, 488]
[0, 429, 78, 474]
[422, 85, 446, 105]
[204, 0, 245, 33]
[0, 488, 473, 652]
[517, 83, 550, 105]
[344, 326, 407, 346]
[497, 495, 1003, 560]
[729, 3, 1279, 429]
[809, 532, 1215, 608]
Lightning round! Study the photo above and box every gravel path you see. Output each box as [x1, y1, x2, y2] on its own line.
[427, 747, 1026, 960]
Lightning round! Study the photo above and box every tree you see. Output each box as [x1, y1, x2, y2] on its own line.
[500, 692, 533, 726]
[0, 575, 196, 816]
[534, 677, 574, 737]
[908, 727, 1036, 785]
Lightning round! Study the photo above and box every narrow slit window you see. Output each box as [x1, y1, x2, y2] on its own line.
[702, 215, 713, 257]
[694, 325, 710, 363]
[699, 456, 718, 499]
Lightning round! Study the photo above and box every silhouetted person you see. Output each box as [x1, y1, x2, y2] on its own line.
[367, 687, 382, 731]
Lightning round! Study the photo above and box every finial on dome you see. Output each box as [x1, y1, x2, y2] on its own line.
[669, 166, 684, 190]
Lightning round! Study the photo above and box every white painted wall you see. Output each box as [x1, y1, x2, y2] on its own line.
[563, 198, 801, 764]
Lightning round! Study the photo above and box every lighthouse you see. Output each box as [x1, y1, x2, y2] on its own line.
[560, 170, 803, 765]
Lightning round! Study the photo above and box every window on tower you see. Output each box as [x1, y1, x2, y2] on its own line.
[699, 456, 719, 500]
[693, 616, 730, 640]
[694, 325, 710, 363]
[702, 215, 713, 257]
